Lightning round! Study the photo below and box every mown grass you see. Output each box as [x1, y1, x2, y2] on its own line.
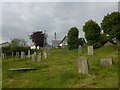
[2, 45, 118, 88]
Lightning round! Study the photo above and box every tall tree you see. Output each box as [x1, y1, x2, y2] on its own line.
[67, 27, 79, 50]
[83, 20, 101, 48]
[30, 31, 46, 49]
[101, 12, 120, 45]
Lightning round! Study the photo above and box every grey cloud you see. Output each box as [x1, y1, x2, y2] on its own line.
[2, 2, 118, 44]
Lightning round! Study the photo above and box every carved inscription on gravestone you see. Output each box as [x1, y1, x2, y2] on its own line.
[78, 56, 89, 74]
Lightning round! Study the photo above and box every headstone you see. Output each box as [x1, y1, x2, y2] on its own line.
[48, 48, 51, 55]
[78, 56, 89, 74]
[44, 51, 47, 59]
[62, 48, 66, 55]
[17, 52, 19, 57]
[34, 52, 37, 55]
[88, 46, 94, 55]
[4, 53, 6, 58]
[28, 50, 30, 58]
[2, 53, 5, 59]
[32, 54, 35, 62]
[38, 53, 42, 62]
[100, 58, 112, 65]
[78, 45, 82, 53]
[12, 52, 14, 57]
[21, 51, 25, 60]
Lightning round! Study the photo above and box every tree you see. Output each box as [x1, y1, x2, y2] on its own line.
[83, 20, 101, 48]
[101, 12, 120, 45]
[30, 31, 47, 49]
[67, 27, 79, 50]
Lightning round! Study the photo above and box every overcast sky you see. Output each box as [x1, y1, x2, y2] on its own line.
[2, 2, 118, 45]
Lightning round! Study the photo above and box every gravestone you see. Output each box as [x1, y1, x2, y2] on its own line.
[4, 53, 6, 58]
[44, 51, 47, 59]
[78, 45, 82, 53]
[21, 51, 25, 60]
[12, 52, 14, 57]
[78, 56, 89, 74]
[88, 46, 94, 55]
[34, 52, 37, 55]
[38, 53, 42, 62]
[28, 50, 30, 58]
[100, 58, 112, 65]
[48, 48, 51, 55]
[16, 52, 19, 58]
[62, 48, 66, 55]
[2, 53, 5, 59]
[32, 54, 35, 62]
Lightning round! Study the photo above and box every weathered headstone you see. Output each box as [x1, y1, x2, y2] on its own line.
[78, 56, 89, 74]
[62, 48, 66, 55]
[100, 58, 112, 65]
[48, 48, 51, 55]
[21, 51, 25, 60]
[78, 45, 82, 53]
[38, 53, 42, 62]
[28, 50, 30, 58]
[32, 54, 35, 62]
[16, 52, 19, 58]
[44, 51, 47, 59]
[88, 46, 94, 55]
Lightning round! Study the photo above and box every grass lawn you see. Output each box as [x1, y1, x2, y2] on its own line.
[2, 45, 118, 88]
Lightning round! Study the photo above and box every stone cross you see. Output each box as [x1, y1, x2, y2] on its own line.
[78, 56, 89, 74]
[88, 46, 94, 55]
[78, 45, 82, 53]
[38, 53, 42, 62]
[28, 50, 30, 58]
[44, 51, 47, 59]
[21, 51, 25, 60]
[32, 54, 35, 62]
[48, 48, 51, 55]
[100, 58, 112, 65]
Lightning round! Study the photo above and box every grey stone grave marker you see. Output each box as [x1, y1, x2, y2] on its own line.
[12, 52, 14, 57]
[2, 53, 5, 59]
[28, 50, 30, 58]
[78, 56, 89, 74]
[88, 46, 94, 55]
[21, 51, 25, 60]
[32, 54, 35, 62]
[38, 53, 42, 62]
[62, 48, 66, 55]
[78, 45, 82, 53]
[100, 58, 112, 66]
[34, 52, 37, 55]
[44, 51, 47, 59]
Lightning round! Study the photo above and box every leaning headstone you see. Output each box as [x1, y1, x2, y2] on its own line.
[38, 53, 42, 62]
[62, 48, 66, 55]
[78, 56, 89, 74]
[28, 50, 30, 58]
[48, 48, 51, 55]
[32, 54, 35, 62]
[21, 51, 25, 60]
[100, 58, 112, 66]
[88, 46, 94, 55]
[78, 45, 82, 53]
[44, 51, 47, 59]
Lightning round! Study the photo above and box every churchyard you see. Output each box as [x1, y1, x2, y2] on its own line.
[2, 45, 118, 88]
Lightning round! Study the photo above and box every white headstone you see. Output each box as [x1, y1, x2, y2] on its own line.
[12, 52, 14, 56]
[78, 56, 89, 74]
[34, 52, 37, 55]
[44, 51, 47, 59]
[88, 46, 94, 55]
